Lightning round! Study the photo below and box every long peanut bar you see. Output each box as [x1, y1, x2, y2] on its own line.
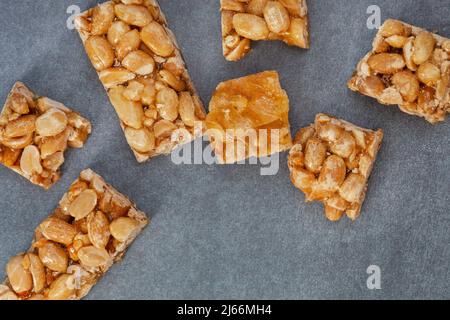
[0, 82, 91, 189]
[75, 0, 206, 163]
[288, 114, 383, 221]
[0, 169, 149, 300]
[348, 19, 450, 123]
[221, 0, 309, 61]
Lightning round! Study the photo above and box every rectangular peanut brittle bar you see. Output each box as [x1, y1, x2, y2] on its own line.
[348, 19, 450, 124]
[0, 82, 91, 189]
[288, 114, 383, 221]
[0, 169, 149, 300]
[205, 70, 293, 164]
[221, 0, 309, 61]
[75, 0, 206, 163]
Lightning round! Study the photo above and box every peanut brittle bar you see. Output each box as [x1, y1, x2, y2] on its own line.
[221, 0, 309, 61]
[287, 114, 383, 221]
[75, 0, 206, 163]
[0, 82, 91, 189]
[0, 169, 148, 300]
[348, 19, 450, 124]
[205, 70, 293, 164]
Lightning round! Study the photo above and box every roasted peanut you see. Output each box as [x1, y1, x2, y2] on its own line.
[385, 35, 408, 48]
[108, 85, 144, 129]
[20, 145, 43, 177]
[316, 155, 346, 194]
[290, 167, 315, 193]
[124, 127, 155, 153]
[330, 131, 356, 158]
[26, 253, 45, 293]
[110, 217, 140, 242]
[153, 119, 177, 139]
[304, 138, 327, 173]
[403, 37, 417, 71]
[417, 62, 441, 86]
[232, 13, 269, 41]
[413, 32, 436, 65]
[178, 92, 196, 127]
[122, 50, 155, 75]
[367, 53, 406, 74]
[278, 0, 304, 16]
[39, 217, 77, 246]
[1, 132, 33, 149]
[114, 4, 153, 27]
[140, 21, 175, 57]
[42, 152, 64, 172]
[39, 129, 70, 159]
[85, 36, 115, 71]
[339, 173, 366, 203]
[9, 92, 29, 114]
[87, 211, 110, 249]
[38, 242, 68, 273]
[247, 0, 268, 16]
[4, 115, 36, 138]
[91, 2, 115, 35]
[284, 18, 308, 48]
[358, 75, 386, 98]
[123, 80, 145, 101]
[47, 274, 74, 300]
[156, 87, 179, 121]
[116, 29, 142, 61]
[107, 21, 131, 45]
[6, 255, 33, 294]
[221, 0, 246, 12]
[380, 19, 406, 37]
[68, 189, 98, 220]
[35, 108, 68, 137]
[159, 69, 186, 91]
[78, 246, 111, 268]
[391, 71, 420, 103]
[99, 67, 136, 88]
[263, 1, 290, 34]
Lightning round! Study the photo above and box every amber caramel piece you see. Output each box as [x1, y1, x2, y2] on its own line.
[206, 71, 293, 163]
[0, 82, 91, 189]
[348, 19, 450, 123]
[1, 169, 148, 300]
[221, 0, 309, 61]
[288, 114, 383, 221]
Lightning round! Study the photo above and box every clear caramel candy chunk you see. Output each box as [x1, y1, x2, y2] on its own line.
[206, 71, 293, 163]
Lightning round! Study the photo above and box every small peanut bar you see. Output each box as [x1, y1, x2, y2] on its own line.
[205, 70, 293, 164]
[221, 0, 309, 61]
[348, 19, 450, 124]
[75, 0, 206, 163]
[0, 82, 91, 189]
[0, 169, 149, 300]
[287, 114, 383, 221]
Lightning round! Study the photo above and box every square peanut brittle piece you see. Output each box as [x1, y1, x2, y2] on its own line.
[0, 82, 91, 189]
[75, 0, 206, 163]
[205, 70, 293, 164]
[288, 114, 383, 221]
[0, 169, 149, 300]
[221, 0, 309, 61]
[348, 19, 450, 124]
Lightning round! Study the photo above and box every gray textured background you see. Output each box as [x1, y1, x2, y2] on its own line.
[0, 0, 449, 300]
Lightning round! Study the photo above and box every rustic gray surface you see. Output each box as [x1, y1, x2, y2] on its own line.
[0, 0, 449, 300]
